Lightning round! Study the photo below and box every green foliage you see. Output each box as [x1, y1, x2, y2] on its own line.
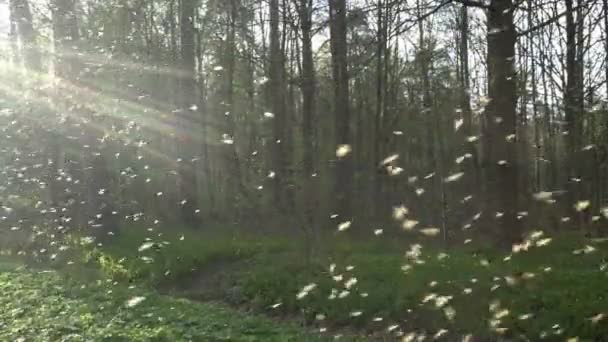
[92, 226, 292, 285]
[98, 229, 608, 339]
[96, 252, 131, 281]
[0, 267, 326, 341]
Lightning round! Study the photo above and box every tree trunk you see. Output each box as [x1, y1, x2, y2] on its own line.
[460, 5, 472, 136]
[169, 0, 177, 61]
[223, 0, 248, 219]
[52, 0, 79, 77]
[298, 0, 317, 246]
[604, 0, 608, 102]
[373, 0, 385, 220]
[329, 0, 352, 220]
[268, 0, 294, 217]
[565, 0, 580, 151]
[484, 0, 521, 244]
[177, 0, 200, 226]
[565, 0, 586, 226]
[10, 0, 39, 69]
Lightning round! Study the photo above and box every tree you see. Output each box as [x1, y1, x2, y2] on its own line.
[51, 0, 79, 77]
[177, 0, 200, 225]
[9, 0, 39, 69]
[483, 0, 521, 243]
[296, 0, 317, 236]
[269, 0, 292, 214]
[604, 0, 608, 101]
[329, 0, 352, 221]
[458, 4, 474, 151]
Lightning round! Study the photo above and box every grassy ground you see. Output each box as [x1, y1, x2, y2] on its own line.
[83, 226, 608, 341]
[0, 260, 327, 341]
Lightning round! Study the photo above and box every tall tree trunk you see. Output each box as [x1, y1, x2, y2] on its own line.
[48, 0, 79, 226]
[417, 0, 438, 224]
[169, 0, 177, 61]
[460, 5, 472, 136]
[485, 0, 521, 244]
[180, 0, 196, 71]
[52, 0, 79, 77]
[528, 0, 541, 192]
[565, 0, 585, 225]
[575, 0, 589, 227]
[223, 0, 248, 219]
[373, 0, 385, 221]
[283, 7, 296, 216]
[604, 0, 608, 102]
[177, 0, 200, 226]
[196, 14, 215, 217]
[565, 0, 579, 150]
[329, 0, 352, 220]
[10, 0, 39, 69]
[459, 4, 482, 192]
[8, 0, 18, 61]
[575, 0, 585, 117]
[298, 0, 317, 250]
[269, 0, 293, 216]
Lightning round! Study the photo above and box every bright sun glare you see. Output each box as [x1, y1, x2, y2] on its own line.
[0, 3, 8, 39]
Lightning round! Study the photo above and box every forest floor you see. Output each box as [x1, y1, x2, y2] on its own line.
[3, 232, 608, 341]
[0, 257, 328, 341]
[88, 227, 608, 341]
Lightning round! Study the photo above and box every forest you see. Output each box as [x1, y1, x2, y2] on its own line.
[1, 0, 608, 340]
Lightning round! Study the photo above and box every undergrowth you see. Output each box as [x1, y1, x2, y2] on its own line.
[0, 265, 326, 341]
[82, 226, 608, 340]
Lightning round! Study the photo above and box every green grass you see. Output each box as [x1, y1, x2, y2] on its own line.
[0, 267, 328, 341]
[88, 227, 608, 340]
[87, 226, 292, 285]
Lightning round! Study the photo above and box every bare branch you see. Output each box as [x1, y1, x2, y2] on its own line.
[517, 0, 598, 37]
[454, 0, 491, 9]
